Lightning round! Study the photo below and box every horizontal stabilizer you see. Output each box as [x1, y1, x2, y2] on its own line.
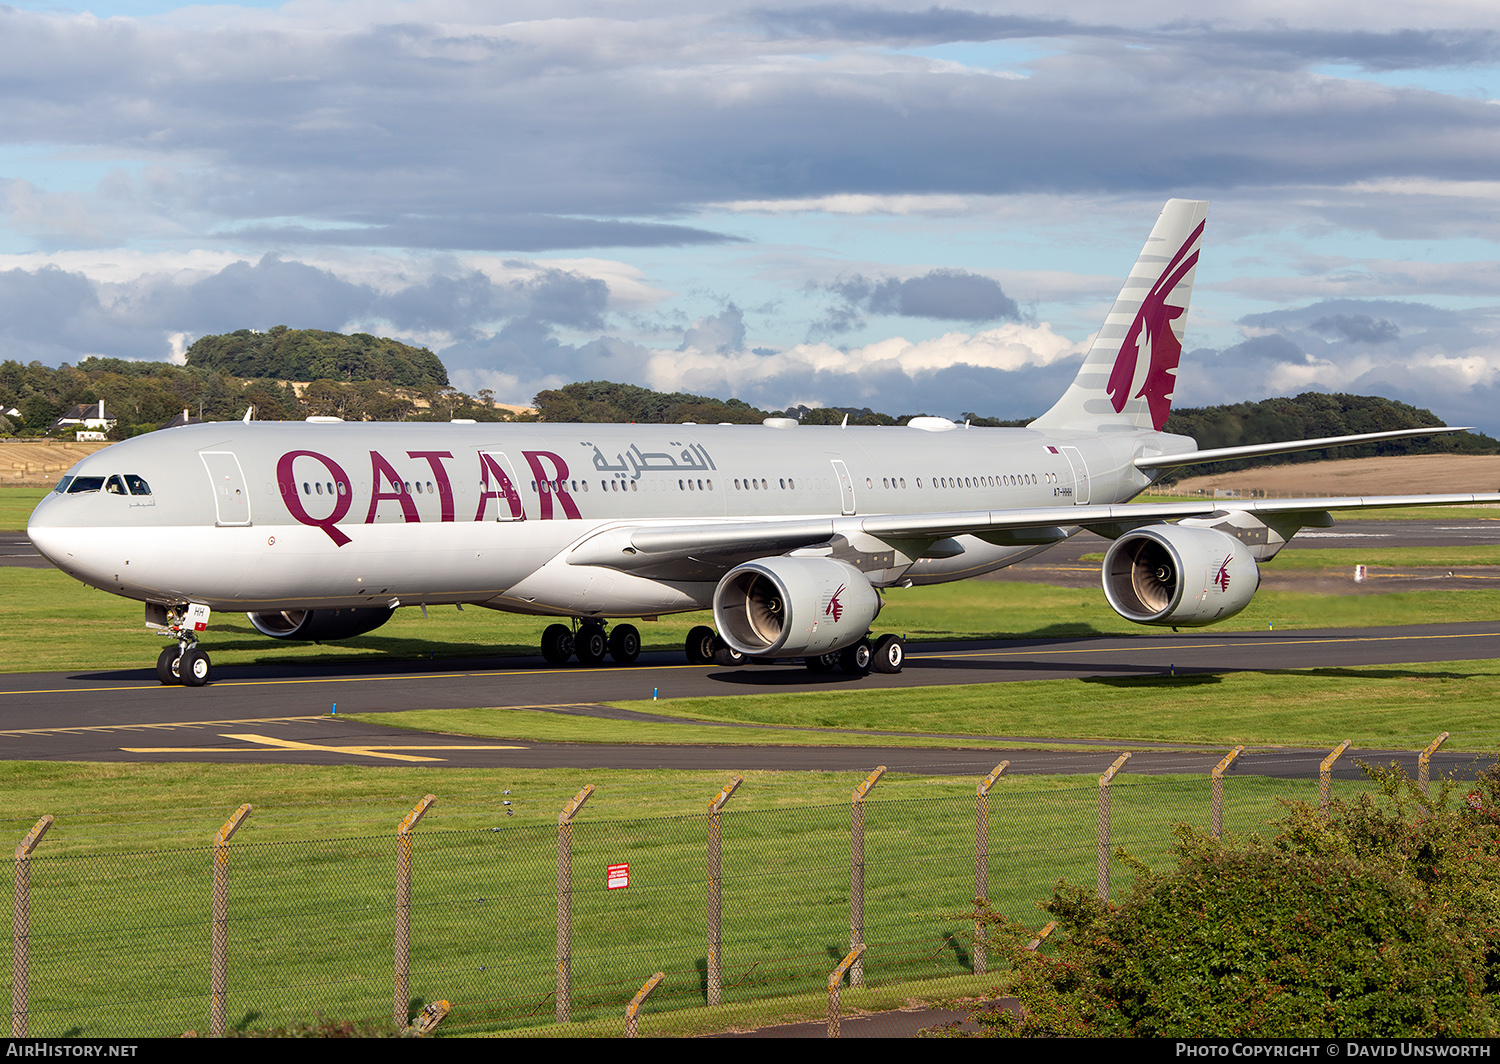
[1135, 426, 1472, 471]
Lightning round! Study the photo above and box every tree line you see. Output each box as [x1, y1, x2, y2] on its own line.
[1, 329, 1494, 474]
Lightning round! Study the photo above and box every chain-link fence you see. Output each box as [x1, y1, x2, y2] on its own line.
[8, 750, 1422, 1038]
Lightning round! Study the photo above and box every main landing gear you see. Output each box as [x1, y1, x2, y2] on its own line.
[540, 620, 641, 666]
[685, 627, 905, 675]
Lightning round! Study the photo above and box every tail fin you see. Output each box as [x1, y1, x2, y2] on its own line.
[1031, 199, 1208, 432]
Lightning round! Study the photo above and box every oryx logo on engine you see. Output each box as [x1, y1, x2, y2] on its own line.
[825, 584, 846, 622]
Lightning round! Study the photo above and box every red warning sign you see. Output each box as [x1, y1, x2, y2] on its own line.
[607, 863, 629, 890]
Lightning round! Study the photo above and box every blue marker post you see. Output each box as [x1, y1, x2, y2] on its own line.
[653, 688, 658, 701]
[331, 703, 337, 715]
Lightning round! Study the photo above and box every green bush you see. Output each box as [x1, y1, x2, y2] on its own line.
[966, 761, 1500, 1037]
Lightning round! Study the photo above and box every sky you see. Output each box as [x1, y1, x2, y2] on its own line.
[4, 2, 1500, 431]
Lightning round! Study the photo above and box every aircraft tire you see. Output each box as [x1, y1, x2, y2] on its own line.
[180, 647, 211, 687]
[685, 625, 716, 665]
[541, 624, 574, 665]
[576, 625, 609, 665]
[711, 638, 746, 667]
[608, 624, 641, 664]
[871, 634, 905, 674]
[156, 646, 182, 685]
[839, 639, 872, 676]
[804, 652, 839, 673]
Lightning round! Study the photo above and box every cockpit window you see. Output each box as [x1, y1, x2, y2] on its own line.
[123, 474, 152, 496]
[105, 475, 128, 495]
[66, 476, 105, 494]
[53, 476, 72, 494]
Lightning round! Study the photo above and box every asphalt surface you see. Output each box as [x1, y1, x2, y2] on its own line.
[2, 622, 1495, 775]
[3, 516, 1497, 774]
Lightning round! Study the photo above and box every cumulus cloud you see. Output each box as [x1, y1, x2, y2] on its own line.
[0, 253, 622, 365]
[813, 268, 1020, 337]
[4, 6, 1500, 255]
[7, 2, 1500, 434]
[1176, 300, 1500, 431]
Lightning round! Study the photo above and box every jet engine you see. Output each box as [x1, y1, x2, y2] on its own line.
[713, 557, 881, 657]
[1101, 525, 1259, 627]
[247, 606, 397, 641]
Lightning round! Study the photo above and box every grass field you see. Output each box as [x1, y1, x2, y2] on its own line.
[349, 657, 1500, 753]
[5, 564, 1500, 674]
[5, 761, 1372, 1037]
[7, 480, 1500, 1036]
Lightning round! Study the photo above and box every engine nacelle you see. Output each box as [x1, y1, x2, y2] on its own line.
[713, 557, 881, 657]
[1102, 525, 1259, 627]
[247, 606, 396, 641]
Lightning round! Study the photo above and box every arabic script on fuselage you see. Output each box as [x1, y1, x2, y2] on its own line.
[582, 440, 717, 480]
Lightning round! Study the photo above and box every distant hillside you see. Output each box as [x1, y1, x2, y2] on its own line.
[1161, 393, 1500, 481]
[531, 379, 980, 426]
[184, 326, 448, 388]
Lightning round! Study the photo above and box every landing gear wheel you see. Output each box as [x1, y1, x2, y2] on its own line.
[576, 624, 609, 665]
[685, 625, 717, 665]
[712, 638, 746, 667]
[839, 638, 872, 676]
[608, 624, 641, 664]
[156, 646, 182, 685]
[804, 651, 840, 673]
[180, 647, 211, 687]
[541, 623, 575, 665]
[872, 634, 905, 674]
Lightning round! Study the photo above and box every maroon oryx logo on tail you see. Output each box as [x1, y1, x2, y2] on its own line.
[1106, 219, 1204, 431]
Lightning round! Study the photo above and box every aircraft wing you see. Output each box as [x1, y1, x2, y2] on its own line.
[567, 492, 1500, 573]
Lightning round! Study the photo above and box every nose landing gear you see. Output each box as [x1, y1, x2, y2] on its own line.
[150, 603, 213, 686]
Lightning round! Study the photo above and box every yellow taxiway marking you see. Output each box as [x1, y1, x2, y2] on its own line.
[119, 732, 528, 763]
[0, 715, 324, 737]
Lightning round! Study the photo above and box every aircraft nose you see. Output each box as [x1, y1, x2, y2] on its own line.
[27, 494, 93, 573]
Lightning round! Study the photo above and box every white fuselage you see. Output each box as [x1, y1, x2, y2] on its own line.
[27, 420, 1189, 619]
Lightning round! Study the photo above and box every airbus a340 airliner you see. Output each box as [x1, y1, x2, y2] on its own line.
[27, 200, 1500, 686]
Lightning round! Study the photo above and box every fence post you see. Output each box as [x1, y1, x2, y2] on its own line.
[556, 784, 593, 1024]
[827, 943, 865, 1038]
[1210, 746, 1244, 839]
[1419, 733, 1449, 797]
[973, 761, 1009, 975]
[394, 794, 436, 1028]
[1097, 754, 1130, 902]
[850, 765, 885, 988]
[12, 815, 52, 1038]
[624, 971, 665, 1038]
[706, 775, 743, 1007]
[1320, 741, 1351, 813]
[210, 804, 251, 1038]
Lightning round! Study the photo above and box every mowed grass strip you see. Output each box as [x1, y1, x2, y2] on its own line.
[349, 659, 1500, 753]
[610, 661, 1500, 751]
[6, 564, 1499, 674]
[3, 761, 1356, 1037]
[0, 485, 48, 530]
[338, 706, 1040, 750]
